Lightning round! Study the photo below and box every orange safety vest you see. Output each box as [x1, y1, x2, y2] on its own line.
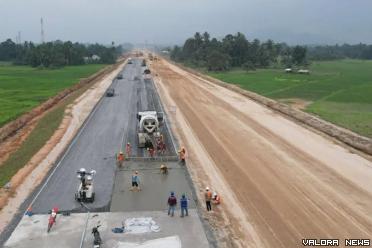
[205, 191, 212, 201]
[118, 154, 124, 161]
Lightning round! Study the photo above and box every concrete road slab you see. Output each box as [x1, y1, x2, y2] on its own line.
[111, 162, 196, 212]
[5, 210, 209, 248]
[30, 59, 177, 214]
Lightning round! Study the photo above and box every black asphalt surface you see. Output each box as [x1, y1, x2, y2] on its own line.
[30, 59, 176, 213]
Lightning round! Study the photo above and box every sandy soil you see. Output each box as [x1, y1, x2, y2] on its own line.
[0, 61, 126, 233]
[280, 98, 312, 110]
[151, 58, 372, 248]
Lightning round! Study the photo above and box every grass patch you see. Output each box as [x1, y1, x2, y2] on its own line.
[208, 60, 372, 138]
[0, 69, 103, 187]
[0, 64, 106, 127]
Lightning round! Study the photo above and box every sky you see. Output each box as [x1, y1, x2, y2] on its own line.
[1, 0, 372, 46]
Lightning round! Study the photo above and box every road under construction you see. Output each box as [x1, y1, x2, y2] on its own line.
[1, 58, 209, 248]
[1, 53, 372, 248]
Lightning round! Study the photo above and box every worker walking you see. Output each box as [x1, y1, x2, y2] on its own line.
[126, 142, 132, 157]
[130, 171, 141, 191]
[167, 191, 177, 217]
[180, 194, 189, 217]
[205, 187, 212, 211]
[117, 151, 125, 167]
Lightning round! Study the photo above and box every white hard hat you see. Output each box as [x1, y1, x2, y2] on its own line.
[213, 192, 217, 197]
[206, 187, 209, 191]
[79, 168, 86, 173]
[86, 176, 93, 181]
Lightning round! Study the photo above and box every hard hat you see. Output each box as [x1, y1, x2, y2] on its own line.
[86, 176, 93, 181]
[127, 142, 130, 145]
[160, 164, 165, 168]
[119, 151, 123, 154]
[206, 187, 209, 191]
[213, 192, 217, 197]
[135, 171, 138, 174]
[79, 168, 86, 173]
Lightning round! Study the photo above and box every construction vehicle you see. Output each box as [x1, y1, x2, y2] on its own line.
[75, 168, 96, 203]
[148, 53, 153, 61]
[106, 88, 115, 97]
[137, 111, 163, 148]
[117, 73, 123, 79]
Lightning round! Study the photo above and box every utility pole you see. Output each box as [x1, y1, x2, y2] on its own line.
[40, 17, 45, 43]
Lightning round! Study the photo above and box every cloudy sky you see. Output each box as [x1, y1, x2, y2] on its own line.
[1, 0, 372, 45]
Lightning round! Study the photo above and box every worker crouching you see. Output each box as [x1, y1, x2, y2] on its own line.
[212, 192, 221, 205]
[160, 164, 168, 174]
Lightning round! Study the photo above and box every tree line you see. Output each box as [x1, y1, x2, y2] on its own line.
[307, 43, 372, 60]
[170, 32, 308, 71]
[0, 39, 123, 68]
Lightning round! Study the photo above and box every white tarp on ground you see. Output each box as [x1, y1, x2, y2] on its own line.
[124, 217, 160, 234]
[114, 236, 182, 248]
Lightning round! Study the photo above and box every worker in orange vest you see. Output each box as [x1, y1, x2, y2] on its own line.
[178, 147, 186, 164]
[117, 151, 125, 167]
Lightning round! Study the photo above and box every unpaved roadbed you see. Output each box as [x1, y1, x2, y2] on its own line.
[151, 58, 372, 247]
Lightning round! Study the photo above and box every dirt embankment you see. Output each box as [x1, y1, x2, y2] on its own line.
[0, 60, 126, 232]
[151, 58, 372, 247]
[174, 62, 372, 156]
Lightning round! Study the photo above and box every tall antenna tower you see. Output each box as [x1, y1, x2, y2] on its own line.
[40, 17, 45, 43]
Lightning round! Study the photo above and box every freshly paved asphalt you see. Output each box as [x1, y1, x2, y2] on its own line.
[31, 59, 176, 213]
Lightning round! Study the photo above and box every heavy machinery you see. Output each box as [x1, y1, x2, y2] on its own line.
[75, 168, 96, 203]
[137, 111, 163, 148]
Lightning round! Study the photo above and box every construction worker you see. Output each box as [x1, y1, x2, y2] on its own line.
[178, 147, 186, 164]
[212, 192, 221, 205]
[126, 142, 132, 157]
[25, 206, 33, 217]
[205, 187, 212, 211]
[117, 151, 125, 167]
[180, 194, 189, 217]
[130, 171, 141, 191]
[160, 164, 168, 175]
[167, 191, 177, 217]
[148, 147, 155, 158]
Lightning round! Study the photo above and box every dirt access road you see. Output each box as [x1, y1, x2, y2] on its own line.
[151, 58, 372, 247]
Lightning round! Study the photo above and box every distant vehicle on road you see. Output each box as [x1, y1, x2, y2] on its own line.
[141, 59, 146, 67]
[298, 69, 310, 74]
[128, 58, 133, 64]
[106, 88, 115, 97]
[117, 74, 123, 79]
